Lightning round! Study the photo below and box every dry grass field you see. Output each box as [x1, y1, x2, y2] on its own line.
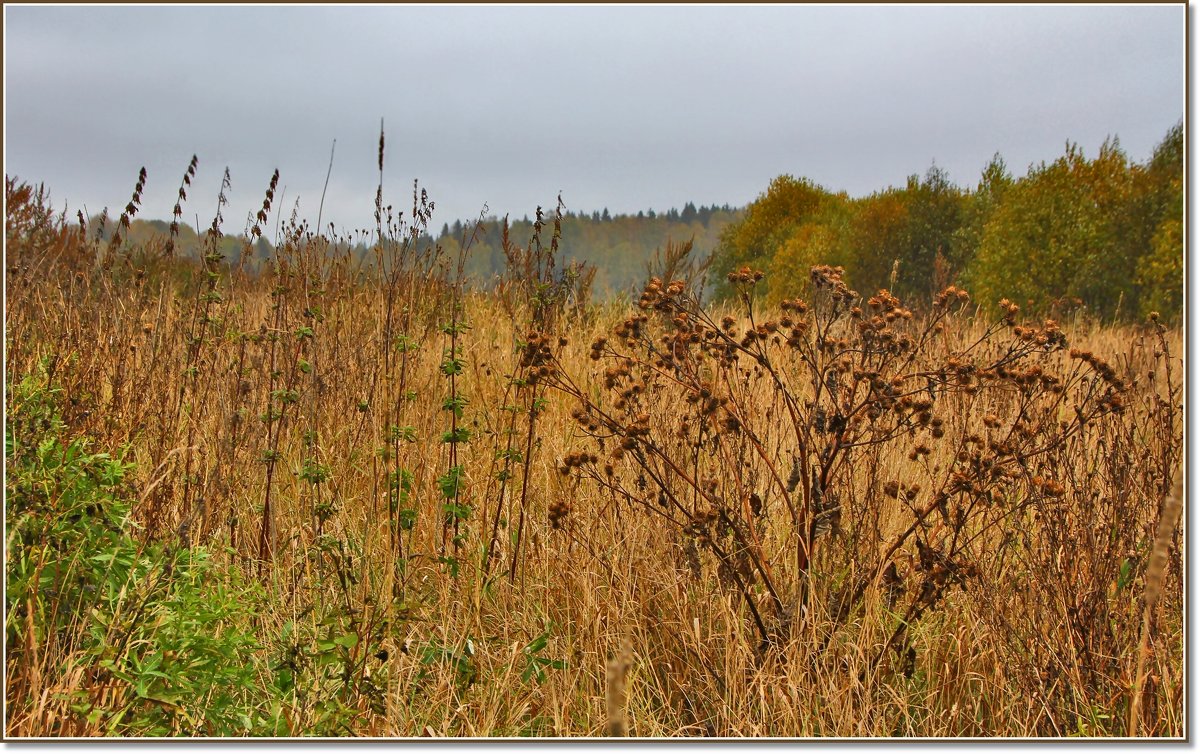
[4, 176, 1183, 737]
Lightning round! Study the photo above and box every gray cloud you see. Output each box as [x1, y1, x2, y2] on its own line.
[4, 4, 1183, 233]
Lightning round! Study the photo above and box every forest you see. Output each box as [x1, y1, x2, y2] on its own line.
[115, 203, 741, 297]
[109, 123, 1182, 320]
[713, 124, 1183, 321]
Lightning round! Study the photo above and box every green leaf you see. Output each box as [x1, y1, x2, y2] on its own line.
[389, 425, 418, 443]
[524, 633, 549, 655]
[393, 334, 420, 353]
[437, 466, 465, 499]
[442, 395, 468, 418]
[1116, 557, 1135, 591]
[397, 508, 417, 531]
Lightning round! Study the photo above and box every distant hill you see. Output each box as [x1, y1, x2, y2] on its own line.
[107, 202, 741, 299]
[434, 203, 742, 297]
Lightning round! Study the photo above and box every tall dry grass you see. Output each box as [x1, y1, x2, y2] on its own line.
[4, 171, 1184, 737]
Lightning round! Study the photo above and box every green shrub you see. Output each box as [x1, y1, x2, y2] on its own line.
[6, 367, 282, 736]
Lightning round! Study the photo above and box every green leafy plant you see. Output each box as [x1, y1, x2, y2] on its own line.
[519, 628, 567, 684]
[6, 369, 274, 736]
[416, 638, 476, 691]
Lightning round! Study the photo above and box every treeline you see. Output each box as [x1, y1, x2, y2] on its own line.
[108, 203, 741, 298]
[101, 217, 277, 266]
[88, 123, 1181, 317]
[433, 203, 740, 295]
[714, 123, 1183, 320]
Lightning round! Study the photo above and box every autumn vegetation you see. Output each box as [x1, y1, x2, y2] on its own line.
[715, 124, 1183, 322]
[3, 125, 1183, 737]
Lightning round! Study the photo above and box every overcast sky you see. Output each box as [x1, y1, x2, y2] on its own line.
[4, 4, 1184, 235]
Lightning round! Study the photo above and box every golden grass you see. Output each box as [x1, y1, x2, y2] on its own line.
[3, 178, 1184, 737]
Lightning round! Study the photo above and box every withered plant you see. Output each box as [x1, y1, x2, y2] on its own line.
[543, 259, 1180, 730]
[483, 197, 593, 583]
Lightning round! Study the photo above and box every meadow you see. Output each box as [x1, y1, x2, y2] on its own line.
[3, 169, 1183, 737]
